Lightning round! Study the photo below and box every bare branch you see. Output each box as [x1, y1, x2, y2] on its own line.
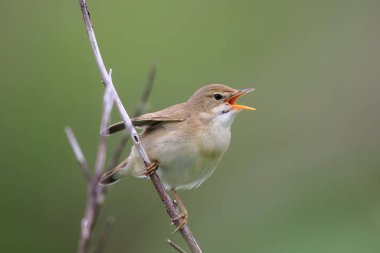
[78, 1, 202, 252]
[108, 64, 157, 170]
[77, 85, 114, 253]
[94, 216, 116, 253]
[167, 239, 188, 253]
[94, 77, 114, 176]
[65, 127, 91, 182]
[134, 64, 156, 117]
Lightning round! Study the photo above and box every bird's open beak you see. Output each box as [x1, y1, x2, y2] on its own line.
[227, 88, 256, 111]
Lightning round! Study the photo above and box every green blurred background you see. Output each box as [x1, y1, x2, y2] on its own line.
[1, 0, 379, 252]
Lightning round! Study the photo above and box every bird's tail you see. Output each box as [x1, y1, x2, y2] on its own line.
[100, 158, 129, 185]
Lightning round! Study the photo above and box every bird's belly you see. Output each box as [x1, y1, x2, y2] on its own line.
[128, 141, 215, 190]
[157, 153, 222, 190]
[129, 122, 230, 190]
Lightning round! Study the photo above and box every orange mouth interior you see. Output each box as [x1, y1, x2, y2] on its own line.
[227, 89, 256, 111]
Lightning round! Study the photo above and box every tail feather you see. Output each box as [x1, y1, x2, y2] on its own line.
[99, 159, 128, 185]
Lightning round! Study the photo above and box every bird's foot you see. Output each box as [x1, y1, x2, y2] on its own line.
[171, 210, 188, 234]
[170, 189, 188, 234]
[144, 161, 159, 177]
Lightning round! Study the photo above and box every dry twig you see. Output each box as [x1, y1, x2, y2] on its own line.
[64, 128, 91, 182]
[66, 68, 156, 253]
[78, 1, 202, 252]
[108, 64, 157, 170]
[94, 216, 116, 253]
[167, 239, 188, 253]
[66, 85, 114, 253]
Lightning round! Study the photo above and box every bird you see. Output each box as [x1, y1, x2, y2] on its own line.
[100, 84, 255, 230]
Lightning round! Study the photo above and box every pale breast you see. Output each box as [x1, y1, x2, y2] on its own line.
[129, 117, 232, 190]
[159, 120, 231, 190]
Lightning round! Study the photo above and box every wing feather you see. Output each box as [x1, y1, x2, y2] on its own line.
[100, 103, 187, 136]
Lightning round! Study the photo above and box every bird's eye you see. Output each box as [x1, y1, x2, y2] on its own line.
[213, 94, 223, 100]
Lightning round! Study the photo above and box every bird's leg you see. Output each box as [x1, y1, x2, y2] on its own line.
[171, 189, 188, 234]
[144, 161, 159, 177]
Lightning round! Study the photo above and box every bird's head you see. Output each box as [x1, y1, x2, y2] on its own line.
[187, 84, 255, 126]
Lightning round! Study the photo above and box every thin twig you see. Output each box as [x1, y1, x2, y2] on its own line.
[67, 68, 149, 253]
[94, 80, 114, 175]
[167, 239, 188, 253]
[77, 86, 114, 253]
[134, 64, 156, 117]
[94, 216, 116, 253]
[78, 1, 202, 252]
[108, 65, 157, 170]
[65, 127, 91, 182]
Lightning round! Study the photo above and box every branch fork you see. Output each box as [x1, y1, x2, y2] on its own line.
[68, 1, 203, 252]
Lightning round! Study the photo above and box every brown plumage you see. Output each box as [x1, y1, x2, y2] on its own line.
[100, 84, 255, 189]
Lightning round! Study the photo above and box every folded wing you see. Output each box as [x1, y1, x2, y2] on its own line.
[100, 103, 187, 136]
